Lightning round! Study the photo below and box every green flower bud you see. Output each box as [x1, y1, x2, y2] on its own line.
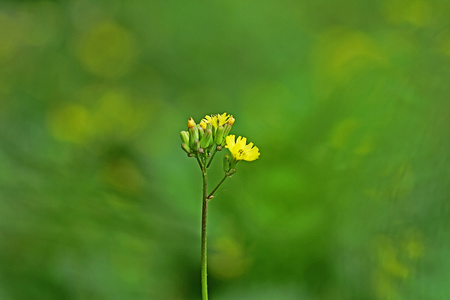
[192, 139, 200, 151]
[189, 126, 199, 148]
[200, 129, 213, 149]
[180, 131, 189, 145]
[181, 143, 191, 154]
[223, 153, 233, 173]
[222, 124, 232, 144]
[198, 125, 205, 140]
[214, 126, 225, 145]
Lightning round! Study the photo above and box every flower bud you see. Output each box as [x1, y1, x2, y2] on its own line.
[180, 131, 189, 144]
[181, 143, 191, 154]
[200, 129, 213, 149]
[223, 154, 232, 173]
[214, 126, 225, 145]
[200, 120, 207, 130]
[222, 124, 232, 142]
[227, 115, 235, 125]
[189, 125, 199, 148]
[192, 139, 200, 151]
[187, 117, 196, 128]
[197, 125, 205, 139]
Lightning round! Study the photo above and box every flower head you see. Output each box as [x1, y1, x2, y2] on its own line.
[203, 112, 230, 128]
[225, 135, 260, 161]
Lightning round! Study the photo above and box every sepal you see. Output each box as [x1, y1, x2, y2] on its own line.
[180, 131, 189, 144]
[181, 143, 191, 154]
[223, 153, 235, 173]
[214, 126, 225, 145]
[189, 125, 199, 148]
[201, 129, 213, 149]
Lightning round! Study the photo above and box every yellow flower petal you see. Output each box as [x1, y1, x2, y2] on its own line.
[225, 135, 260, 162]
[225, 134, 236, 150]
[202, 112, 231, 128]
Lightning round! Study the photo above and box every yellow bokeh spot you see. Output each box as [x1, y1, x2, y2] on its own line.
[313, 27, 386, 85]
[75, 21, 138, 78]
[51, 85, 148, 144]
[376, 236, 409, 279]
[383, 0, 431, 27]
[210, 237, 251, 280]
[101, 158, 144, 194]
[47, 104, 93, 144]
[92, 89, 142, 137]
[403, 229, 424, 260]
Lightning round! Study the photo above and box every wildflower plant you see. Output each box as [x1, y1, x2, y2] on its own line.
[180, 113, 260, 300]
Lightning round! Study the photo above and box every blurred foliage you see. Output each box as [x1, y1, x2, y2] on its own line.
[0, 0, 449, 299]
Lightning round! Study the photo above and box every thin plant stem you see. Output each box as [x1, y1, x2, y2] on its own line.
[208, 175, 228, 199]
[201, 170, 208, 300]
[196, 154, 204, 170]
[206, 147, 217, 169]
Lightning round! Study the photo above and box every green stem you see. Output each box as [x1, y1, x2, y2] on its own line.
[206, 147, 217, 169]
[196, 155, 204, 170]
[201, 171, 208, 300]
[208, 175, 228, 199]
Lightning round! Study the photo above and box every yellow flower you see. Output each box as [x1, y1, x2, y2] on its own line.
[225, 135, 260, 161]
[203, 112, 230, 128]
[216, 112, 229, 127]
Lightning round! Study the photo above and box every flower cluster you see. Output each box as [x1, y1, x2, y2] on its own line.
[180, 112, 260, 174]
[180, 113, 235, 156]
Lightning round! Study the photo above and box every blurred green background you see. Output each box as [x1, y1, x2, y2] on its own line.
[1, 0, 449, 299]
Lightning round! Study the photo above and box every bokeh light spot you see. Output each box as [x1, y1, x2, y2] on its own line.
[313, 27, 387, 91]
[210, 237, 251, 280]
[92, 89, 142, 137]
[100, 157, 144, 194]
[74, 21, 138, 79]
[383, 0, 431, 27]
[47, 104, 93, 144]
[403, 229, 424, 260]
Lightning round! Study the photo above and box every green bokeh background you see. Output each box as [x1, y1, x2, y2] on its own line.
[1, 0, 449, 299]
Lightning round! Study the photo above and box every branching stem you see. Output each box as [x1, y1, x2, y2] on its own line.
[208, 175, 228, 199]
[206, 147, 217, 169]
